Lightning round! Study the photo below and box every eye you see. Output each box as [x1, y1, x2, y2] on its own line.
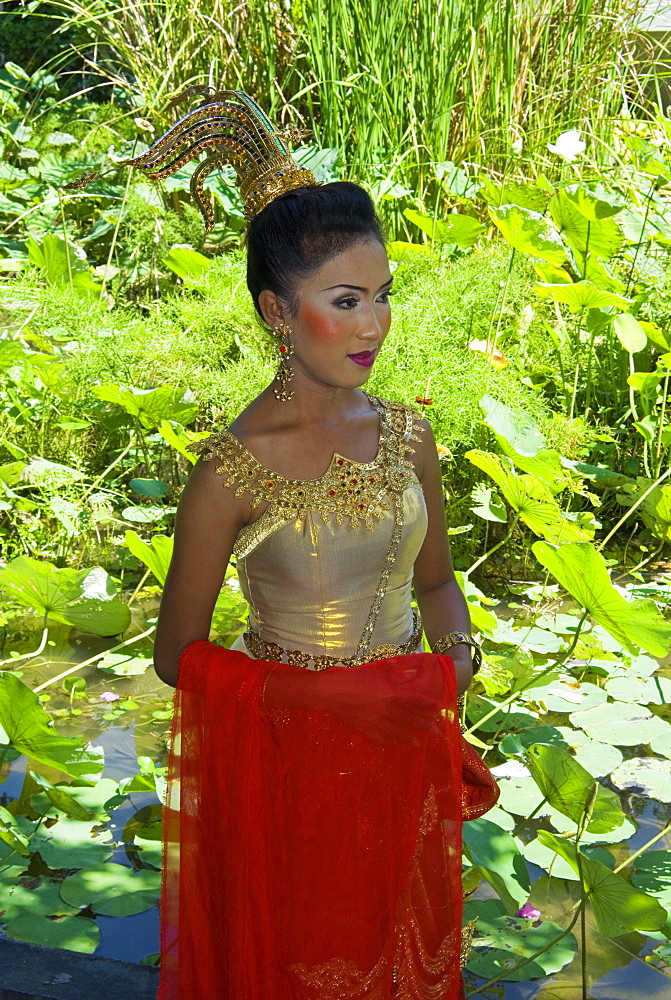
[377, 289, 394, 304]
[335, 295, 360, 309]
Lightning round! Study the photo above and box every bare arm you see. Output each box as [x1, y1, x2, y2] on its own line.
[412, 418, 475, 695]
[153, 457, 248, 687]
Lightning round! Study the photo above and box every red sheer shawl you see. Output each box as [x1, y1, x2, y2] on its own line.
[158, 642, 495, 1000]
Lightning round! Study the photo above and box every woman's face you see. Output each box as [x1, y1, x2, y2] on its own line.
[262, 239, 393, 390]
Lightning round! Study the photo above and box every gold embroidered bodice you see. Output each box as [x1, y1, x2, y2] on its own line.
[189, 394, 428, 666]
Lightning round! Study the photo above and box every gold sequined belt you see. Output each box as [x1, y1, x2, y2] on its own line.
[244, 609, 423, 670]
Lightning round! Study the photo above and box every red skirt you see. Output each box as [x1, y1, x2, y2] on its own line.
[158, 642, 498, 999]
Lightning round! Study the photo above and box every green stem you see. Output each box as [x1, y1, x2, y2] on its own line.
[465, 609, 589, 735]
[32, 625, 155, 694]
[466, 513, 520, 575]
[0, 623, 49, 668]
[597, 466, 671, 552]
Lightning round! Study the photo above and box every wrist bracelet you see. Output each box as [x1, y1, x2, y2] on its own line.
[431, 631, 482, 674]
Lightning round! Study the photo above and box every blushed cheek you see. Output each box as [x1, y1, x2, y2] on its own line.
[300, 305, 348, 341]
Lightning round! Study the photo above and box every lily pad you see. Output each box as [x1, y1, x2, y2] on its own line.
[495, 774, 547, 818]
[524, 679, 606, 713]
[651, 726, 671, 759]
[610, 758, 671, 802]
[97, 650, 152, 676]
[26, 816, 114, 868]
[554, 727, 623, 777]
[569, 701, 669, 746]
[2, 913, 101, 952]
[0, 873, 78, 921]
[464, 897, 577, 981]
[632, 851, 671, 902]
[605, 673, 671, 706]
[499, 726, 567, 757]
[59, 863, 160, 916]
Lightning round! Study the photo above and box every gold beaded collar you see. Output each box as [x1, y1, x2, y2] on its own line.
[188, 394, 424, 531]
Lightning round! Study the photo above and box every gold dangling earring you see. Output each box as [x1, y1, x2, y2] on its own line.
[272, 322, 295, 401]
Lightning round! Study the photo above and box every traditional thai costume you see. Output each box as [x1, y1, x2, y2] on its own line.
[105, 90, 499, 999]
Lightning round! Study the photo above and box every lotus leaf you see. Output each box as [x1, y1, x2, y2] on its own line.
[0, 557, 130, 636]
[464, 897, 577, 981]
[124, 530, 173, 586]
[549, 188, 624, 258]
[129, 478, 169, 498]
[562, 183, 626, 221]
[470, 483, 507, 522]
[2, 912, 101, 952]
[97, 650, 152, 676]
[28, 772, 94, 820]
[26, 815, 114, 868]
[495, 773, 547, 817]
[466, 451, 594, 543]
[0, 673, 103, 782]
[569, 701, 669, 746]
[524, 838, 614, 881]
[613, 313, 647, 353]
[524, 744, 624, 833]
[30, 777, 121, 820]
[499, 726, 567, 757]
[121, 505, 165, 523]
[462, 818, 530, 913]
[651, 726, 671, 759]
[488, 204, 566, 265]
[610, 758, 671, 803]
[534, 280, 632, 312]
[0, 804, 30, 856]
[532, 541, 671, 657]
[478, 394, 546, 456]
[537, 830, 668, 936]
[59, 862, 161, 916]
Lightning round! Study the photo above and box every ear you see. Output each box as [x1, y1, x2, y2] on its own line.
[258, 289, 287, 329]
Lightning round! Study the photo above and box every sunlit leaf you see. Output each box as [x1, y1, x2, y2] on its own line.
[569, 701, 669, 747]
[60, 863, 161, 916]
[537, 830, 668, 936]
[613, 313, 647, 353]
[0, 804, 30, 856]
[532, 541, 671, 657]
[29, 771, 94, 820]
[462, 818, 530, 913]
[524, 744, 625, 833]
[27, 815, 114, 868]
[403, 208, 484, 248]
[534, 280, 631, 313]
[562, 183, 626, 221]
[464, 897, 577, 981]
[488, 204, 566, 264]
[2, 912, 101, 953]
[162, 244, 212, 280]
[91, 383, 198, 429]
[124, 531, 173, 586]
[610, 758, 671, 803]
[0, 673, 103, 782]
[466, 452, 594, 542]
[0, 557, 130, 636]
[549, 188, 624, 259]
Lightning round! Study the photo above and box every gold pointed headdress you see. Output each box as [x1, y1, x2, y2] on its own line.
[70, 88, 319, 231]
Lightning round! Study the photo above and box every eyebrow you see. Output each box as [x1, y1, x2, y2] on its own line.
[321, 278, 394, 293]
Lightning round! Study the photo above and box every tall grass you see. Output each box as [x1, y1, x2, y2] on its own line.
[37, 0, 655, 181]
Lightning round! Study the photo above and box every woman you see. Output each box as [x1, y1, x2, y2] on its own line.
[121, 90, 498, 999]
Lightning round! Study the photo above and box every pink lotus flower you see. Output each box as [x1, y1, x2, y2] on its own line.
[468, 339, 507, 369]
[99, 691, 120, 702]
[516, 902, 542, 920]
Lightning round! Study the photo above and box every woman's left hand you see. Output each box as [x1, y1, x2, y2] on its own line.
[448, 646, 475, 696]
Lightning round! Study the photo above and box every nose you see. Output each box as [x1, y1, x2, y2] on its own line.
[357, 303, 386, 342]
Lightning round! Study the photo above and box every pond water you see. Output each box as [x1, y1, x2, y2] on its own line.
[1, 608, 671, 999]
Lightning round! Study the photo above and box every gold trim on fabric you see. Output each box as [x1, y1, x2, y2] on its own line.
[243, 607, 423, 670]
[188, 394, 424, 531]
